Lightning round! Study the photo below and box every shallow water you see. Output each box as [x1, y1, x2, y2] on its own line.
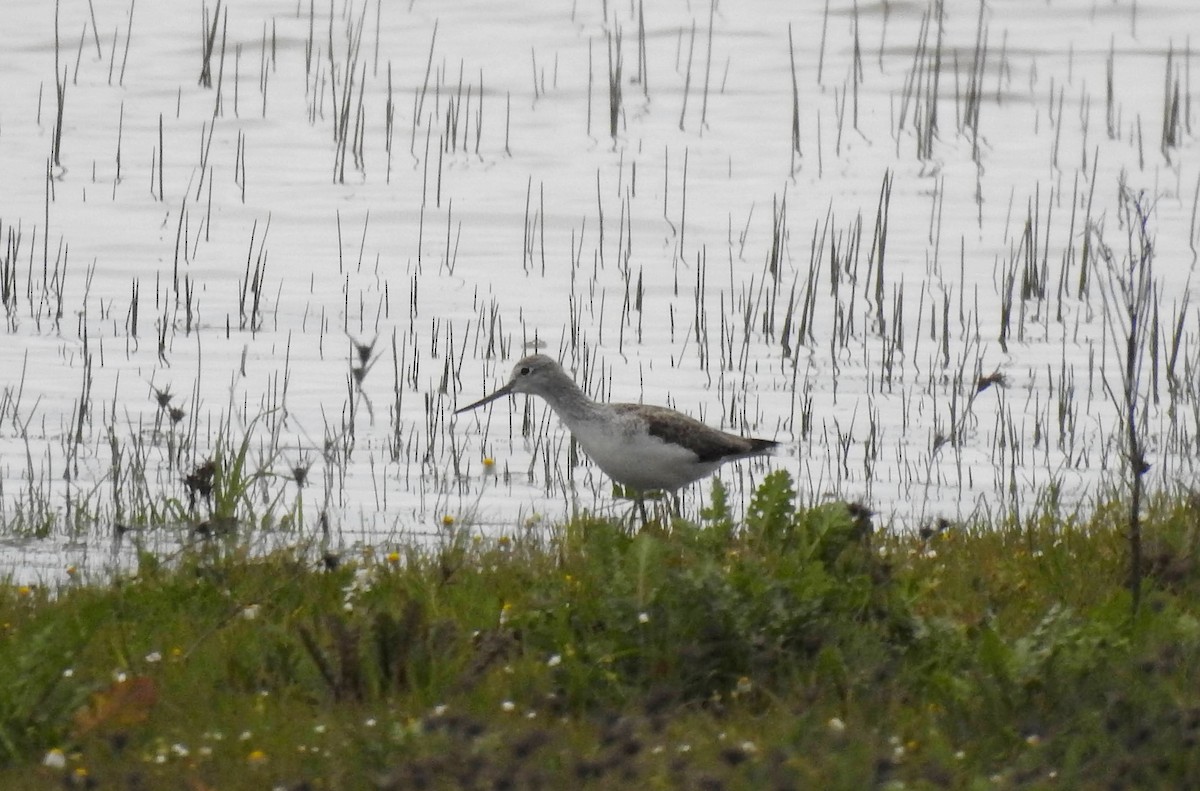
[1, 0, 1198, 582]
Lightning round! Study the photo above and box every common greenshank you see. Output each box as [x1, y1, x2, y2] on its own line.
[455, 354, 778, 492]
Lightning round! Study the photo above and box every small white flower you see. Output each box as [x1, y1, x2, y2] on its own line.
[501, 700, 516, 712]
[638, 612, 650, 624]
[828, 717, 846, 733]
[313, 724, 326, 734]
[171, 743, 189, 757]
[242, 604, 261, 620]
[432, 704, 448, 717]
[740, 741, 758, 754]
[145, 651, 163, 664]
[364, 718, 377, 727]
[547, 654, 562, 667]
[41, 749, 66, 770]
[62, 668, 74, 679]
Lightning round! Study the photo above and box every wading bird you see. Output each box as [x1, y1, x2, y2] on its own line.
[455, 355, 778, 508]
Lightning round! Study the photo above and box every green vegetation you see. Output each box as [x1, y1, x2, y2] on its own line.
[2, 471, 1199, 789]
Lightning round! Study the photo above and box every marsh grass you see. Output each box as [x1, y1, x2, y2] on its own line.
[1, 471, 1199, 788]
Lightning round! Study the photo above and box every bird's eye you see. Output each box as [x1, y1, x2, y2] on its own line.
[520, 366, 531, 375]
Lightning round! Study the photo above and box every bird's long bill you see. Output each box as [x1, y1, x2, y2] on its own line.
[454, 382, 514, 414]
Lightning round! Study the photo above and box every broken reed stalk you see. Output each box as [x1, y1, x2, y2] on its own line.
[700, 0, 714, 129]
[1106, 37, 1117, 140]
[213, 11, 228, 115]
[530, 47, 540, 100]
[869, 170, 893, 322]
[84, 0, 102, 58]
[607, 24, 623, 139]
[199, 0, 222, 88]
[1161, 44, 1182, 157]
[587, 38, 593, 136]
[817, 0, 830, 85]
[52, 0, 67, 169]
[921, 1, 944, 159]
[788, 24, 801, 167]
[637, 0, 648, 97]
[53, 70, 67, 169]
[72, 23, 85, 85]
[413, 20, 438, 153]
[474, 73, 483, 154]
[964, 0, 987, 161]
[385, 62, 394, 181]
[119, 0, 136, 86]
[115, 101, 124, 183]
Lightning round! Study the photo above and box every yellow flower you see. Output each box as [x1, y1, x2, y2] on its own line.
[482, 457, 496, 468]
[17, 585, 31, 597]
[247, 749, 268, 766]
[386, 551, 401, 564]
[442, 514, 455, 526]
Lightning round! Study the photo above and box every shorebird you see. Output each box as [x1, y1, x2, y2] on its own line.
[454, 354, 778, 493]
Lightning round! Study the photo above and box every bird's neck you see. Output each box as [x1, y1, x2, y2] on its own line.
[540, 373, 601, 425]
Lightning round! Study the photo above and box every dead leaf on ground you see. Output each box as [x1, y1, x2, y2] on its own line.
[72, 676, 159, 737]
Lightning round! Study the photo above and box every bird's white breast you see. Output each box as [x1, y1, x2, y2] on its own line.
[564, 410, 718, 491]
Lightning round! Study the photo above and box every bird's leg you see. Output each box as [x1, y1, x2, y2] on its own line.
[669, 492, 682, 518]
[615, 496, 644, 533]
[636, 496, 650, 529]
